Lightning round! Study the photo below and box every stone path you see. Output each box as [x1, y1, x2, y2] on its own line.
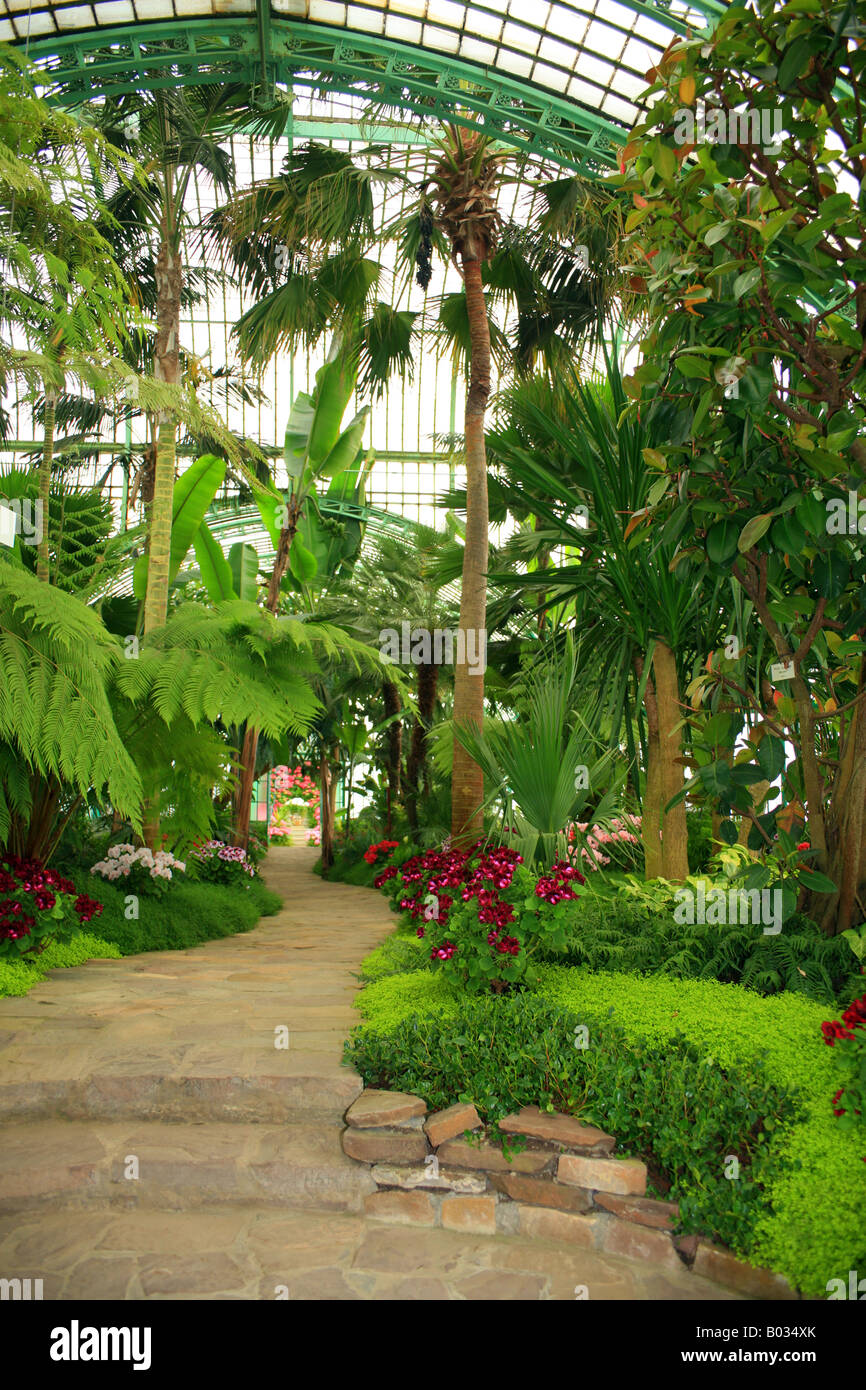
[0, 848, 738, 1300]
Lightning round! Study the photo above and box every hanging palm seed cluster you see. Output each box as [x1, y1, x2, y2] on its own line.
[415, 202, 434, 290]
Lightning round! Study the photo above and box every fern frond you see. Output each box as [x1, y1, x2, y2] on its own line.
[0, 565, 142, 825]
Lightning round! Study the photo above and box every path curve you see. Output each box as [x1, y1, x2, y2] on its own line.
[0, 848, 738, 1300]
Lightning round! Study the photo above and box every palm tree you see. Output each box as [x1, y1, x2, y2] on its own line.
[416, 126, 503, 842]
[83, 85, 272, 635]
[209, 126, 622, 841]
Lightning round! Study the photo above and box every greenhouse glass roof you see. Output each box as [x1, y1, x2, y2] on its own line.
[0, 0, 728, 551]
[3, 0, 724, 171]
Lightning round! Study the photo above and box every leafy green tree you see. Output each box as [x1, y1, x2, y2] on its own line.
[617, 0, 866, 930]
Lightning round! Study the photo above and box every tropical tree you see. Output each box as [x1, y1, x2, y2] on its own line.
[616, 0, 866, 930]
[81, 85, 280, 635]
[487, 355, 725, 880]
[209, 128, 620, 842]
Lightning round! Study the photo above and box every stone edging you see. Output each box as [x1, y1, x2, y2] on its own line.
[341, 1089, 800, 1301]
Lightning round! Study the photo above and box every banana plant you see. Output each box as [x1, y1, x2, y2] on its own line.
[229, 330, 373, 847]
[250, 331, 371, 608]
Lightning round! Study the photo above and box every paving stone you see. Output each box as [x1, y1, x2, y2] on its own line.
[424, 1102, 482, 1147]
[290, 1267, 362, 1300]
[498, 1106, 615, 1154]
[456, 1269, 547, 1300]
[392, 1277, 452, 1300]
[345, 1089, 426, 1129]
[138, 1252, 248, 1296]
[441, 1196, 497, 1234]
[557, 1153, 647, 1196]
[341, 1128, 428, 1163]
[593, 1192, 679, 1230]
[489, 1172, 593, 1214]
[363, 1189, 438, 1226]
[65, 1256, 138, 1300]
[692, 1241, 799, 1300]
[437, 1140, 553, 1174]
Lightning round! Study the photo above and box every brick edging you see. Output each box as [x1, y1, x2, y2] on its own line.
[341, 1090, 800, 1301]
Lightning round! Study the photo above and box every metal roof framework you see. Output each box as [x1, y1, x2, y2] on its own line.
[5, 1, 725, 173]
[1, 1, 728, 539]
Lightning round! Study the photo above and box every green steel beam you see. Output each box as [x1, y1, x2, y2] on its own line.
[255, 0, 274, 104]
[0, 441, 450, 462]
[21, 13, 721, 173]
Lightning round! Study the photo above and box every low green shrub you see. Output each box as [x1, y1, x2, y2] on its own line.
[551, 882, 859, 1006]
[0, 932, 121, 998]
[68, 874, 282, 956]
[346, 964, 866, 1296]
[357, 934, 429, 984]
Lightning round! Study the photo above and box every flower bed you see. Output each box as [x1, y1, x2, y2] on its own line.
[91, 844, 186, 895]
[0, 855, 103, 960]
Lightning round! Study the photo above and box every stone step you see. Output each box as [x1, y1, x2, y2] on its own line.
[0, 1052, 362, 1125]
[0, 1119, 375, 1214]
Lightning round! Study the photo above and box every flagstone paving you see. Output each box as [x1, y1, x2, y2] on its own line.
[0, 848, 740, 1300]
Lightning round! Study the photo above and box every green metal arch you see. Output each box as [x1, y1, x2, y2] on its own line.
[24, 5, 723, 174]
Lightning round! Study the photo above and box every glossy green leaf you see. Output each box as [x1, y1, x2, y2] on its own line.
[193, 521, 235, 602]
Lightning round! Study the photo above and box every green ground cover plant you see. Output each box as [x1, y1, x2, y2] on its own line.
[0, 933, 122, 998]
[70, 873, 282, 955]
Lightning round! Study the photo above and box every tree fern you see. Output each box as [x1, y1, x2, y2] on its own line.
[0, 563, 142, 839]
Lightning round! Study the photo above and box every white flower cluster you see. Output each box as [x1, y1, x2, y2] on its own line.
[91, 844, 186, 883]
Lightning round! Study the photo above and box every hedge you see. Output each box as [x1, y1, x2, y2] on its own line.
[75, 876, 282, 955]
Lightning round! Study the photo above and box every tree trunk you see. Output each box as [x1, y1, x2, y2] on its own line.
[451, 253, 490, 843]
[635, 653, 663, 879]
[320, 750, 334, 874]
[36, 387, 56, 584]
[653, 640, 689, 881]
[144, 239, 182, 636]
[809, 655, 866, 933]
[636, 645, 688, 881]
[231, 726, 259, 851]
[382, 680, 402, 838]
[406, 660, 439, 832]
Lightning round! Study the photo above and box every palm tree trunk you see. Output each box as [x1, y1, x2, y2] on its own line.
[36, 387, 56, 583]
[635, 645, 688, 880]
[652, 641, 688, 881]
[451, 253, 490, 843]
[406, 661, 439, 832]
[635, 652, 663, 879]
[143, 238, 182, 636]
[382, 680, 402, 837]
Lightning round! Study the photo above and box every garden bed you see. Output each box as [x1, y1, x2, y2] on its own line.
[344, 955, 866, 1300]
